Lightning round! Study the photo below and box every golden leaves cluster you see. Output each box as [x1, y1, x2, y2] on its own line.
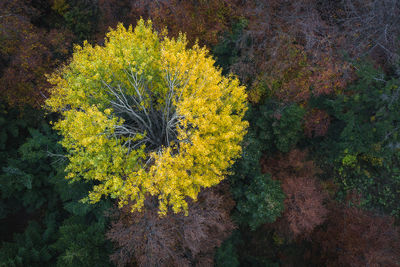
[47, 19, 248, 215]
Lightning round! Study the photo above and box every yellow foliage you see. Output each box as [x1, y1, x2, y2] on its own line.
[51, 0, 69, 15]
[46, 19, 248, 215]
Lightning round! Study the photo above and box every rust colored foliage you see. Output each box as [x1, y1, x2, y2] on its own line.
[263, 40, 314, 104]
[303, 108, 330, 138]
[151, 0, 240, 47]
[258, 37, 348, 105]
[279, 176, 328, 239]
[262, 149, 318, 181]
[224, 1, 354, 138]
[310, 204, 400, 266]
[97, 0, 152, 42]
[235, 0, 400, 71]
[229, 0, 336, 81]
[0, 0, 72, 108]
[247, 35, 349, 137]
[262, 150, 328, 239]
[107, 185, 235, 267]
[97, 0, 240, 48]
[227, 0, 351, 102]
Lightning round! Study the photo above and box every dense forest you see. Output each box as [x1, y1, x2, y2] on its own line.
[1, 0, 400, 266]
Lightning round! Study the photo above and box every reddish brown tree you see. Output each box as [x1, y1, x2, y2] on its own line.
[227, 1, 351, 140]
[279, 176, 328, 239]
[310, 204, 400, 266]
[151, 0, 241, 47]
[228, 0, 339, 82]
[303, 108, 330, 138]
[97, 0, 152, 42]
[220, 0, 353, 103]
[262, 149, 318, 180]
[107, 185, 235, 267]
[262, 149, 328, 239]
[247, 35, 349, 106]
[0, 0, 72, 108]
[97, 0, 241, 48]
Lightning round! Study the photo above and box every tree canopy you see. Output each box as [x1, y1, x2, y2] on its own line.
[3, 1, 400, 265]
[46, 19, 248, 215]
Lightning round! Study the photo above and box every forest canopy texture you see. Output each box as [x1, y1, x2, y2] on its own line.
[1, 0, 400, 266]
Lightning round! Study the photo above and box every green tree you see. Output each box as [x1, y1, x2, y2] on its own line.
[0, 105, 113, 266]
[63, 0, 98, 43]
[255, 102, 305, 153]
[314, 62, 400, 217]
[215, 231, 241, 267]
[212, 18, 248, 75]
[229, 106, 285, 230]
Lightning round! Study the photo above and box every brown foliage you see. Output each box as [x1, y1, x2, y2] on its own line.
[262, 149, 319, 180]
[248, 0, 400, 67]
[97, 0, 240, 48]
[107, 185, 235, 267]
[339, 0, 400, 66]
[231, 1, 353, 137]
[226, 0, 352, 102]
[229, 0, 334, 81]
[151, 0, 240, 47]
[97, 0, 152, 42]
[231, 0, 396, 83]
[262, 149, 328, 239]
[0, 0, 72, 108]
[247, 36, 349, 105]
[279, 176, 328, 239]
[303, 108, 330, 138]
[309, 204, 400, 266]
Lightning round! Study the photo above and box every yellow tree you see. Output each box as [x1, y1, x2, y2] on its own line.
[46, 19, 248, 215]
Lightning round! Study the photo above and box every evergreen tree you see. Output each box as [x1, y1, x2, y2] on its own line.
[314, 62, 400, 217]
[0, 105, 113, 266]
